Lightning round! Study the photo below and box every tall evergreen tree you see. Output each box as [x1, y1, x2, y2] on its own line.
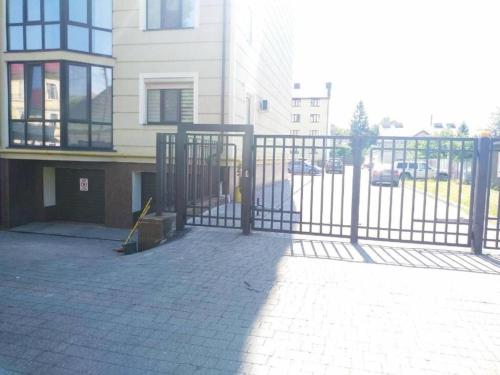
[458, 122, 469, 137]
[350, 101, 369, 136]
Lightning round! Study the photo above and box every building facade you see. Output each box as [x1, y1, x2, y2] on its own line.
[290, 82, 332, 136]
[0, 0, 294, 228]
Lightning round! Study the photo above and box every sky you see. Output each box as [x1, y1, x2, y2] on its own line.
[292, 0, 500, 133]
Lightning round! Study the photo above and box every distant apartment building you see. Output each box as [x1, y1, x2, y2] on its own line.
[290, 82, 332, 136]
[0, 0, 294, 228]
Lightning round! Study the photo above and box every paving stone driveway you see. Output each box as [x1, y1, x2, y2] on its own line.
[0, 228, 499, 374]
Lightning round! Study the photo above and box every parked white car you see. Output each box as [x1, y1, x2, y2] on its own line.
[394, 161, 449, 181]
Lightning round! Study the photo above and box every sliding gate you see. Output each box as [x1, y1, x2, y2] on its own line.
[157, 129, 498, 253]
[252, 135, 480, 248]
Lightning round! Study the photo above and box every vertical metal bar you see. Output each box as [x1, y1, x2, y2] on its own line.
[366, 148, 374, 238]
[410, 140, 418, 241]
[388, 139, 396, 239]
[432, 140, 442, 243]
[270, 137, 276, 230]
[193, 136, 198, 223]
[471, 136, 490, 254]
[350, 136, 362, 244]
[208, 135, 213, 225]
[241, 126, 254, 235]
[456, 140, 465, 242]
[175, 128, 187, 231]
[444, 140, 453, 243]
[232, 143, 237, 227]
[261, 137, 267, 229]
[319, 137, 326, 234]
[224, 135, 229, 227]
[376, 142, 384, 238]
[398, 140, 407, 241]
[202, 136, 207, 224]
[421, 140, 430, 241]
[155, 133, 165, 216]
[329, 138, 337, 235]
[280, 136, 286, 231]
[468, 140, 478, 246]
[495, 148, 500, 248]
[299, 138, 305, 232]
[251, 136, 258, 230]
[309, 137, 316, 232]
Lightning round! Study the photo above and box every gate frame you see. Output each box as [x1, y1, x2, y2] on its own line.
[156, 124, 254, 233]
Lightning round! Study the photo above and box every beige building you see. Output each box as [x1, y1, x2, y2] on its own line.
[290, 82, 332, 136]
[0, 0, 294, 228]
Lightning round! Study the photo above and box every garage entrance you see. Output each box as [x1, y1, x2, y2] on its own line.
[55, 169, 105, 224]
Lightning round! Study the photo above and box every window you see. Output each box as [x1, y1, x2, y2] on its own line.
[311, 99, 320, 107]
[7, 0, 60, 50]
[293, 83, 301, 89]
[310, 130, 319, 136]
[290, 130, 299, 135]
[147, 89, 193, 124]
[292, 99, 301, 107]
[147, 0, 195, 29]
[6, 0, 112, 56]
[310, 114, 320, 123]
[8, 61, 112, 149]
[292, 114, 301, 123]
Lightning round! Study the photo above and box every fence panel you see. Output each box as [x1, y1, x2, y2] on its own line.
[358, 137, 477, 246]
[484, 139, 500, 249]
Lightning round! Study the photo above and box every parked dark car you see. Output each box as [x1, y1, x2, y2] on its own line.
[325, 158, 344, 174]
[371, 163, 400, 187]
[288, 160, 321, 175]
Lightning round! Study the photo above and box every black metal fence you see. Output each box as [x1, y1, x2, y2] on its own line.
[156, 127, 499, 254]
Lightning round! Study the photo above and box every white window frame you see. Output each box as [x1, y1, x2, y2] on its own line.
[139, 72, 199, 125]
[139, 0, 200, 30]
[310, 114, 320, 123]
[292, 114, 301, 123]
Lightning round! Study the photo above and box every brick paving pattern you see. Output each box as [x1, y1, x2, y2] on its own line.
[0, 229, 499, 374]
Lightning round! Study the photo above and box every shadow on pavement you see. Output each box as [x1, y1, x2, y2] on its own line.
[288, 237, 500, 275]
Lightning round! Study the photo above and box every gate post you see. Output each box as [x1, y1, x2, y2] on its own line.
[240, 126, 254, 235]
[175, 128, 188, 232]
[350, 136, 362, 244]
[471, 135, 491, 255]
[155, 134, 166, 216]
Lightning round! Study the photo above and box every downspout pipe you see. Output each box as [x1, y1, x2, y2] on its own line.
[220, 0, 228, 129]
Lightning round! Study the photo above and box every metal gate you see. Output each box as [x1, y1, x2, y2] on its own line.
[157, 127, 499, 254]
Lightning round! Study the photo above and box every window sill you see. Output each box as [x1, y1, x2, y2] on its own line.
[5, 48, 113, 59]
[143, 27, 195, 32]
[7, 146, 116, 152]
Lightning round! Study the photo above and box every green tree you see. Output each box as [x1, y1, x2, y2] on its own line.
[458, 122, 470, 137]
[350, 101, 370, 136]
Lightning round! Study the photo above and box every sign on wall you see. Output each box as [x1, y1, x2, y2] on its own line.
[80, 178, 89, 192]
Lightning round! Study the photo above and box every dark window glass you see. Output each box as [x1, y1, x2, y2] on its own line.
[163, 90, 180, 122]
[92, 30, 112, 55]
[92, 0, 112, 28]
[44, 0, 60, 22]
[28, 65, 43, 119]
[45, 24, 61, 49]
[69, 0, 88, 23]
[91, 124, 112, 148]
[8, 0, 24, 23]
[68, 25, 89, 52]
[45, 63, 61, 120]
[27, 0, 41, 21]
[68, 65, 88, 121]
[147, 90, 161, 123]
[9, 26, 24, 50]
[11, 122, 26, 146]
[147, 0, 195, 29]
[67, 123, 89, 147]
[27, 122, 44, 146]
[147, 88, 193, 124]
[9, 64, 25, 120]
[45, 122, 61, 147]
[26, 25, 43, 50]
[91, 67, 112, 123]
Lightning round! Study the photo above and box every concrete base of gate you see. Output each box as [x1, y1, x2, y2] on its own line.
[138, 212, 176, 251]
